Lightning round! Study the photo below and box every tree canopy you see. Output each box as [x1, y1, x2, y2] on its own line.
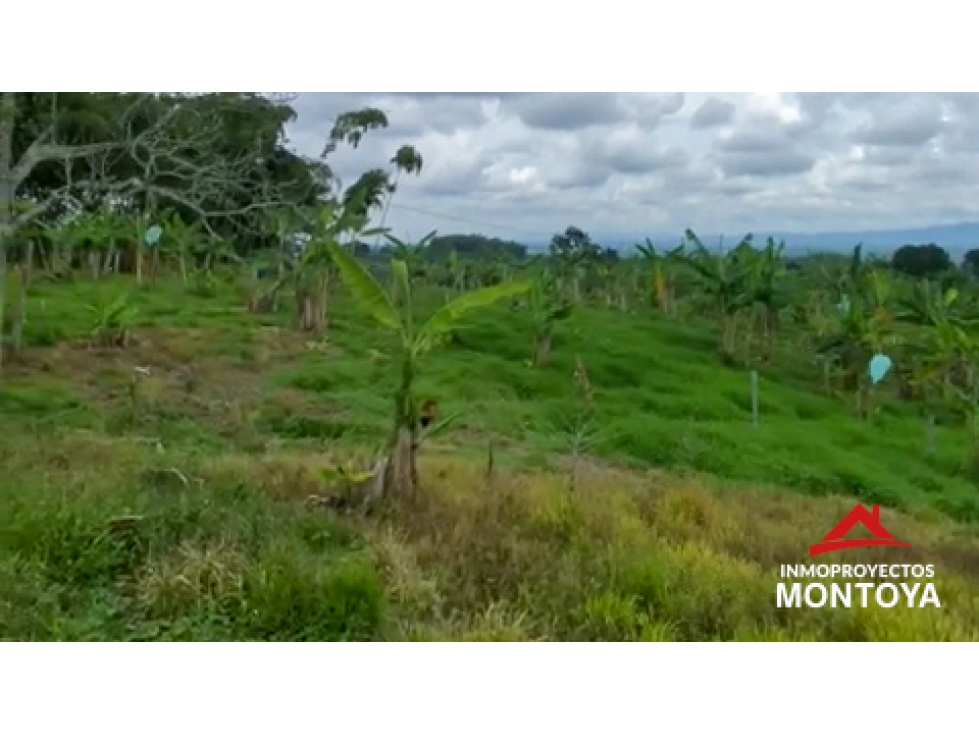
[890, 243, 953, 279]
[1, 92, 424, 255]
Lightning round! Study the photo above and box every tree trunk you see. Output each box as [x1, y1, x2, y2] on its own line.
[11, 263, 24, 354]
[383, 353, 418, 499]
[534, 330, 552, 367]
[762, 307, 778, 363]
[298, 294, 318, 331]
[0, 92, 15, 374]
[720, 312, 738, 362]
[320, 272, 332, 332]
[383, 426, 418, 499]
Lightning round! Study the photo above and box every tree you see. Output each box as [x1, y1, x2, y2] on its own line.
[268, 186, 385, 332]
[1, 92, 329, 366]
[383, 231, 435, 281]
[679, 229, 754, 361]
[815, 267, 902, 416]
[527, 269, 573, 367]
[635, 239, 685, 314]
[324, 240, 531, 499]
[428, 234, 527, 262]
[7, 93, 325, 251]
[963, 249, 979, 278]
[891, 243, 952, 279]
[549, 226, 600, 302]
[372, 145, 423, 243]
[744, 237, 788, 362]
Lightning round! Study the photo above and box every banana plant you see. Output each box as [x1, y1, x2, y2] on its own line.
[528, 270, 573, 367]
[635, 239, 672, 312]
[446, 249, 467, 292]
[269, 192, 384, 332]
[324, 239, 531, 499]
[679, 229, 754, 361]
[86, 290, 139, 348]
[903, 283, 979, 407]
[384, 231, 434, 281]
[743, 237, 788, 363]
[93, 210, 132, 278]
[52, 213, 93, 277]
[159, 212, 201, 284]
[815, 268, 902, 416]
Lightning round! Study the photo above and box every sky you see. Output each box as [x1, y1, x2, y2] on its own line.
[283, 93, 979, 246]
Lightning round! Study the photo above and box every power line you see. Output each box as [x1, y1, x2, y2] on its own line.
[387, 202, 557, 240]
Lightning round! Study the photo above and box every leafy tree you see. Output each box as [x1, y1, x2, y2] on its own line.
[962, 248, 979, 278]
[549, 226, 600, 302]
[428, 234, 527, 262]
[527, 270, 573, 367]
[891, 243, 952, 279]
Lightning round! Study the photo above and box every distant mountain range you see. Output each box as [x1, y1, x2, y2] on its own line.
[583, 222, 979, 258]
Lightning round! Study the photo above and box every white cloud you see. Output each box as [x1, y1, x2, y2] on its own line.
[286, 92, 979, 243]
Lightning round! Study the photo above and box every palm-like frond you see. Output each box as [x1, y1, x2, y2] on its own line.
[324, 240, 400, 331]
[415, 280, 531, 354]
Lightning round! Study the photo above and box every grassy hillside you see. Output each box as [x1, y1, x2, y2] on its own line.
[2, 276, 979, 640]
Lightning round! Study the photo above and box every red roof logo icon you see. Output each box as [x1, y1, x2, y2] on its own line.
[809, 504, 912, 557]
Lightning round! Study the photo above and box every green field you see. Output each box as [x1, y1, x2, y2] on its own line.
[3, 270, 979, 641]
[3, 93, 979, 641]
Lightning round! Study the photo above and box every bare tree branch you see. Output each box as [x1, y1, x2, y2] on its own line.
[12, 141, 113, 188]
[3, 92, 322, 243]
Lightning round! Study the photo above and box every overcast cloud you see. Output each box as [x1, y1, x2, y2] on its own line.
[285, 93, 979, 244]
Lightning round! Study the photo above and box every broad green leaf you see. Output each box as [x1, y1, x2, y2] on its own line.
[324, 240, 400, 331]
[383, 233, 408, 249]
[416, 280, 532, 351]
[391, 259, 411, 305]
[391, 259, 412, 341]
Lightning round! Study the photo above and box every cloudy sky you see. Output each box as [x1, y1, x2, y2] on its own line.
[285, 93, 979, 245]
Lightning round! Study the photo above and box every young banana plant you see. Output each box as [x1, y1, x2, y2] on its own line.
[528, 271, 573, 367]
[270, 193, 385, 333]
[384, 231, 435, 281]
[159, 212, 201, 284]
[325, 239, 531, 499]
[636, 240, 669, 311]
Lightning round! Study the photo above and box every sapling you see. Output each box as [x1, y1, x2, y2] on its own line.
[325, 239, 530, 499]
[87, 290, 138, 348]
[528, 271, 572, 368]
[562, 355, 603, 491]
